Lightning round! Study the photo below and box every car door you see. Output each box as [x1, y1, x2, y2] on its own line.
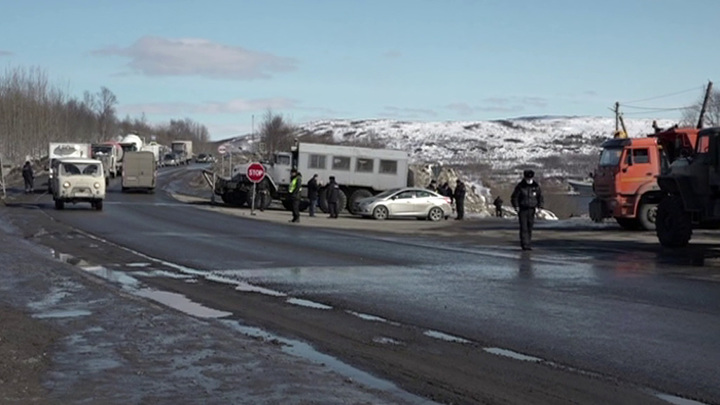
[413, 190, 435, 216]
[388, 190, 416, 216]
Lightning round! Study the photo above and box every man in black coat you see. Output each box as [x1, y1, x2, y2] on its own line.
[511, 170, 544, 250]
[453, 179, 466, 220]
[22, 161, 34, 193]
[307, 174, 319, 217]
[493, 196, 503, 217]
[326, 176, 340, 218]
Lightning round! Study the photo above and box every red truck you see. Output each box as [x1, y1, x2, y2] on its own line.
[589, 126, 700, 230]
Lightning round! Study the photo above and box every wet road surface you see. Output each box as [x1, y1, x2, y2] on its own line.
[19, 165, 720, 404]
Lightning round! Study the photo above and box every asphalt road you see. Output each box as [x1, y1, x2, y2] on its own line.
[16, 165, 720, 404]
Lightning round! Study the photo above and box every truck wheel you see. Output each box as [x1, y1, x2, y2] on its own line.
[372, 205, 389, 220]
[656, 196, 692, 247]
[319, 189, 347, 213]
[638, 203, 658, 231]
[349, 189, 373, 214]
[94, 200, 103, 211]
[54, 200, 64, 210]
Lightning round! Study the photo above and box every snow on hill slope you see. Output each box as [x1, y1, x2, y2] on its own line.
[225, 116, 679, 178]
[293, 116, 677, 170]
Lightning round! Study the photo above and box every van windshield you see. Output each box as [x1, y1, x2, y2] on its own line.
[599, 148, 623, 166]
[61, 163, 101, 176]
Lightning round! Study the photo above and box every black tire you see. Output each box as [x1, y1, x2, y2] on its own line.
[428, 207, 444, 222]
[319, 188, 347, 214]
[638, 203, 658, 231]
[349, 189, 373, 214]
[615, 217, 640, 230]
[54, 200, 64, 210]
[656, 196, 692, 247]
[372, 205, 389, 220]
[94, 200, 103, 211]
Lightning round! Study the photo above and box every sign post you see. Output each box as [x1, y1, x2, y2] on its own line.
[217, 144, 228, 177]
[246, 162, 266, 215]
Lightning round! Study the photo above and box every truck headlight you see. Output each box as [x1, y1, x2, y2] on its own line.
[63, 182, 70, 189]
[94, 182, 101, 189]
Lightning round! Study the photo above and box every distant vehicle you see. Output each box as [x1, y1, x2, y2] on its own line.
[353, 187, 452, 221]
[121, 151, 156, 193]
[51, 157, 105, 211]
[171, 140, 193, 164]
[196, 153, 211, 163]
[163, 154, 178, 166]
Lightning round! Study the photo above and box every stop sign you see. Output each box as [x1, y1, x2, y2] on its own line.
[246, 162, 265, 183]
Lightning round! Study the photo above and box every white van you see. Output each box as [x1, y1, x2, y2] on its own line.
[52, 158, 105, 210]
[122, 151, 157, 192]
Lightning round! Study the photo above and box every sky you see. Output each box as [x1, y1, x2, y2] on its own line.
[1, 0, 718, 141]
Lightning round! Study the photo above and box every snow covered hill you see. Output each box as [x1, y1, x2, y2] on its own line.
[224, 115, 678, 179]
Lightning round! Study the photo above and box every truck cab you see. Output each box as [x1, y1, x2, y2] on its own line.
[590, 127, 699, 230]
[52, 157, 106, 211]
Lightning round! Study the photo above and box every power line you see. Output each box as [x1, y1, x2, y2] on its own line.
[619, 86, 705, 104]
[621, 104, 691, 112]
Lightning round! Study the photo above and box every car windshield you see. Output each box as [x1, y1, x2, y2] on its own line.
[164, 154, 174, 160]
[599, 147, 623, 166]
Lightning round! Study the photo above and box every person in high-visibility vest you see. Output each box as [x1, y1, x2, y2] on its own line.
[289, 169, 302, 223]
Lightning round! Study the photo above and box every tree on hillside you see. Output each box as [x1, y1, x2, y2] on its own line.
[258, 110, 295, 159]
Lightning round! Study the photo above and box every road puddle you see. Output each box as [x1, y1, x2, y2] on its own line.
[135, 289, 232, 319]
[33, 309, 92, 319]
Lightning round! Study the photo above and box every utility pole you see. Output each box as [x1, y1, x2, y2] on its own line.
[251, 114, 255, 153]
[697, 81, 713, 129]
[614, 102, 620, 132]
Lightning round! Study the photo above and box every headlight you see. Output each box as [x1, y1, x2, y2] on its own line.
[63, 182, 70, 188]
[94, 182, 101, 189]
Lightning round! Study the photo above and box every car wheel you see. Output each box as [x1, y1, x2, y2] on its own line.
[428, 207, 443, 221]
[372, 205, 389, 220]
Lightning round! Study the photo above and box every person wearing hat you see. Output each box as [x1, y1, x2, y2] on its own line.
[511, 169, 544, 250]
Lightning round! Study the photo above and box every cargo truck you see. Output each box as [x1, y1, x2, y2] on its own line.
[205, 141, 412, 213]
[171, 140, 193, 165]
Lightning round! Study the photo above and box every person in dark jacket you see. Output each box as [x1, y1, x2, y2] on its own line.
[427, 180, 438, 192]
[22, 161, 34, 193]
[326, 176, 340, 218]
[437, 182, 451, 199]
[288, 169, 302, 223]
[453, 179, 466, 220]
[511, 169, 544, 250]
[493, 196, 504, 217]
[307, 174, 319, 217]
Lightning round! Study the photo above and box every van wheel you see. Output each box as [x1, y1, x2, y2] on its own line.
[54, 200, 64, 210]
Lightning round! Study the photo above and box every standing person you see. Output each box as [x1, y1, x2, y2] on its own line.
[288, 169, 302, 223]
[307, 174, 319, 217]
[427, 179, 438, 192]
[438, 182, 451, 198]
[511, 169, 544, 251]
[22, 161, 34, 194]
[257, 179, 269, 212]
[493, 196, 504, 217]
[453, 179, 466, 220]
[326, 176, 340, 218]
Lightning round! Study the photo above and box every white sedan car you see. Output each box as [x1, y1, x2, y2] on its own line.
[354, 187, 452, 221]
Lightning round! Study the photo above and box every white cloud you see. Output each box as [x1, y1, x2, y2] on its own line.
[93, 36, 297, 80]
[117, 97, 298, 116]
